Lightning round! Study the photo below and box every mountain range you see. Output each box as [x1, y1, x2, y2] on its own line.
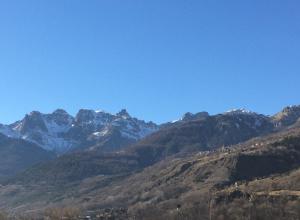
[0, 105, 300, 219]
[0, 108, 158, 154]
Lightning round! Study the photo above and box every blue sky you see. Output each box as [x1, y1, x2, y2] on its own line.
[0, 0, 299, 124]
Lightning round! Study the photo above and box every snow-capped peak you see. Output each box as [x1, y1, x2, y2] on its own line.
[95, 109, 106, 113]
[0, 108, 159, 154]
[225, 108, 257, 115]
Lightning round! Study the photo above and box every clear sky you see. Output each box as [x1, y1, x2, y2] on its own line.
[0, 0, 299, 124]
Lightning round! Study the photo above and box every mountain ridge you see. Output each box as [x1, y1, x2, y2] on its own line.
[0, 108, 159, 154]
[5, 104, 300, 185]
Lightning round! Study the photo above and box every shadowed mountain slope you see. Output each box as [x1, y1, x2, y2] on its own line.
[0, 134, 55, 180]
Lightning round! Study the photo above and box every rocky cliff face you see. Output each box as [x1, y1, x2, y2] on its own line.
[272, 105, 300, 127]
[0, 109, 159, 154]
